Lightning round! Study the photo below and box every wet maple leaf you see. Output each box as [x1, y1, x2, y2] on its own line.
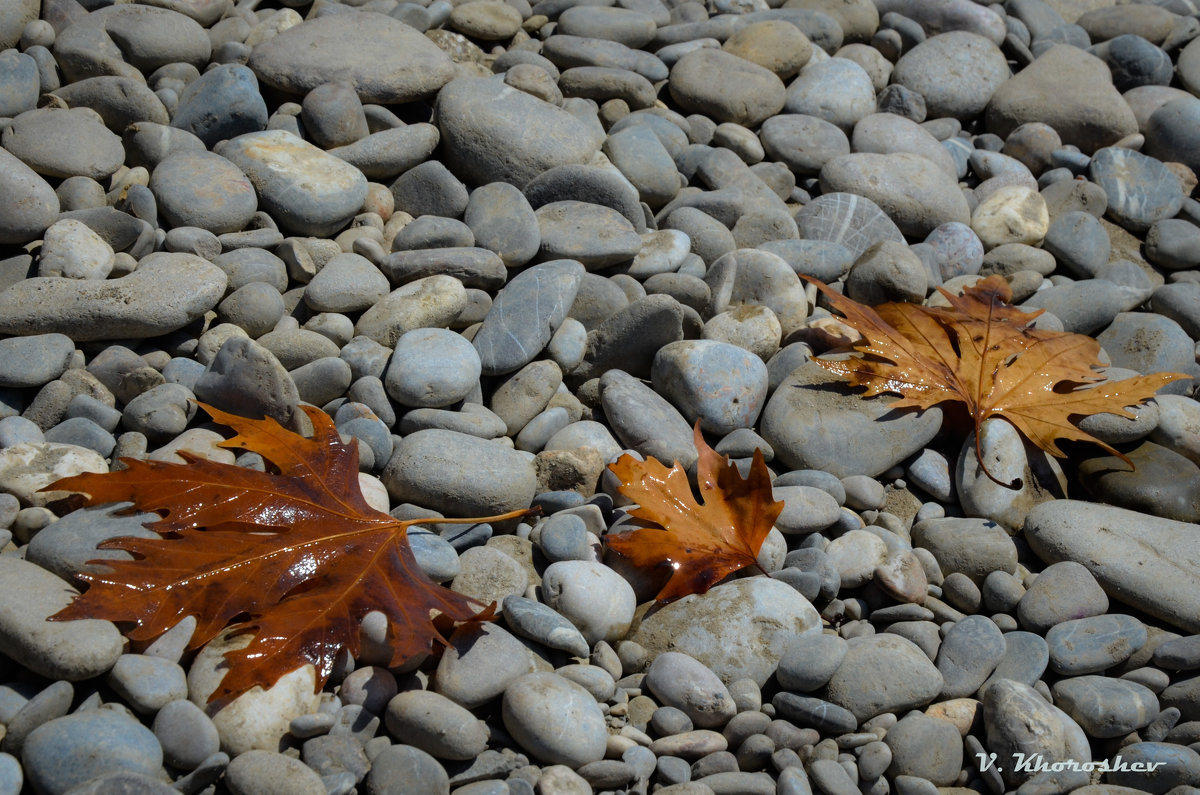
[605, 423, 783, 602]
[804, 276, 1190, 485]
[46, 403, 535, 706]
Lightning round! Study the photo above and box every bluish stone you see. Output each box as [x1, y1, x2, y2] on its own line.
[923, 222, 984, 280]
[385, 328, 481, 409]
[1103, 34, 1173, 92]
[651, 340, 769, 436]
[935, 615, 1006, 698]
[1078, 442, 1200, 523]
[538, 513, 591, 563]
[21, 711, 164, 795]
[1046, 614, 1148, 675]
[1051, 675, 1159, 739]
[1088, 147, 1184, 232]
[757, 240, 854, 283]
[463, 182, 540, 268]
[171, 64, 267, 148]
[473, 260, 585, 377]
[0, 334, 74, 389]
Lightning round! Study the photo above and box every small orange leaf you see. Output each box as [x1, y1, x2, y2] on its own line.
[605, 423, 783, 601]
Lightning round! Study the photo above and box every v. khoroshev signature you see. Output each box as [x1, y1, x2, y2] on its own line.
[976, 752, 1166, 774]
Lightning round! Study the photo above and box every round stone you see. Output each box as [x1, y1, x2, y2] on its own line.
[892, 32, 1010, 121]
[650, 340, 769, 436]
[502, 673, 607, 767]
[384, 328, 481, 409]
[669, 48, 786, 127]
[150, 151, 257, 234]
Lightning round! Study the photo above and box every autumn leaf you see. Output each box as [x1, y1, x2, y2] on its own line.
[46, 403, 535, 706]
[804, 276, 1190, 485]
[605, 423, 783, 602]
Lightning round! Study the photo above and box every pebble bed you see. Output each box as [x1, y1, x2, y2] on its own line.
[1, 0, 1200, 793]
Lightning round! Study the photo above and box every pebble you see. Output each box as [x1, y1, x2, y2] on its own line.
[434, 621, 550, 711]
[21, 710, 164, 795]
[171, 64, 267, 149]
[0, 555, 123, 680]
[107, 654, 188, 715]
[669, 48, 785, 127]
[0, 145, 59, 245]
[474, 260, 584, 377]
[631, 578, 821, 686]
[784, 59, 875, 134]
[1051, 675, 1160, 739]
[650, 340, 768, 435]
[385, 690, 489, 761]
[225, 749, 326, 795]
[3, 107, 124, 181]
[382, 428, 535, 518]
[883, 714, 963, 784]
[821, 152, 970, 239]
[1018, 561, 1110, 632]
[152, 699, 221, 771]
[542, 559, 636, 645]
[502, 595, 590, 659]
[761, 362, 943, 478]
[935, 615, 1006, 698]
[987, 45, 1138, 153]
[644, 652, 737, 730]
[970, 184, 1049, 248]
[438, 78, 603, 188]
[1046, 614, 1149, 675]
[982, 679, 1091, 787]
[821, 634, 944, 722]
[385, 328, 481, 409]
[216, 130, 367, 237]
[1089, 146, 1184, 232]
[502, 673, 607, 767]
[891, 32, 1010, 121]
[775, 633, 848, 694]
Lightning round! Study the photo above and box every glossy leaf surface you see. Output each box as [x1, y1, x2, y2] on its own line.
[47, 403, 527, 705]
[606, 423, 784, 602]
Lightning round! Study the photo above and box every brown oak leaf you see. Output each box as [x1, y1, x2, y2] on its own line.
[605, 423, 783, 602]
[805, 275, 1190, 485]
[46, 403, 535, 705]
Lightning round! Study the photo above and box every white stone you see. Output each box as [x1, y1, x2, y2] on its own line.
[187, 630, 321, 755]
[37, 218, 115, 280]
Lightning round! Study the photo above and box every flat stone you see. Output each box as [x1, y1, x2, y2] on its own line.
[0, 145, 60, 246]
[249, 11, 454, 102]
[502, 673, 607, 767]
[0, 555, 123, 681]
[2, 107, 124, 181]
[171, 64, 268, 149]
[821, 634, 944, 723]
[1026, 501, 1200, 633]
[381, 429, 537, 518]
[22, 710, 164, 795]
[1051, 676, 1159, 739]
[986, 45, 1138, 153]
[436, 77, 604, 187]
[669, 48, 786, 127]
[793, 192, 905, 260]
[891, 32, 1010, 121]
[982, 679, 1091, 787]
[150, 151, 258, 235]
[0, 252, 225, 342]
[630, 578, 821, 687]
[820, 152, 971, 238]
[215, 130, 367, 237]
[1089, 147, 1185, 232]
[761, 362, 943, 478]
